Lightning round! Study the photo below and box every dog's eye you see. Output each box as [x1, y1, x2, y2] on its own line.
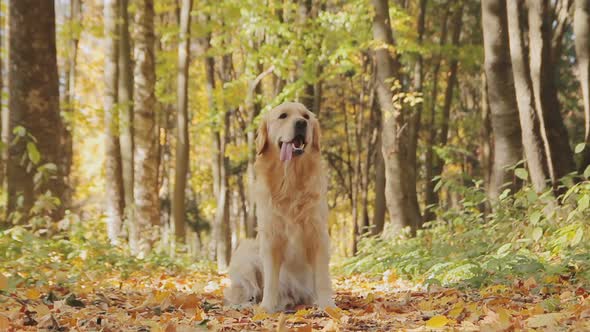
[279, 113, 288, 119]
[303, 114, 310, 120]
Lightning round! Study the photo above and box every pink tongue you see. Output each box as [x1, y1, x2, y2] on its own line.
[280, 142, 293, 162]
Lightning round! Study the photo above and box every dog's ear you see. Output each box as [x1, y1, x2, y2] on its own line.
[312, 118, 321, 151]
[256, 118, 268, 155]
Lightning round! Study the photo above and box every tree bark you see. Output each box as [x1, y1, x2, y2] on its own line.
[481, 0, 523, 202]
[371, 0, 421, 234]
[133, 0, 159, 255]
[423, 5, 450, 223]
[213, 54, 232, 271]
[103, 0, 125, 243]
[372, 128, 386, 235]
[506, 0, 550, 192]
[118, 0, 135, 238]
[172, 0, 193, 243]
[431, 4, 463, 209]
[527, 0, 574, 186]
[575, 0, 590, 170]
[7, 0, 64, 222]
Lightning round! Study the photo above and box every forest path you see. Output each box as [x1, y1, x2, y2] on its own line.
[1, 270, 589, 331]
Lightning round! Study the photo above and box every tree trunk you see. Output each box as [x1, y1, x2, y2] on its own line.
[133, 0, 159, 255]
[213, 54, 232, 271]
[527, 0, 574, 186]
[296, 0, 315, 109]
[423, 5, 450, 223]
[575, 0, 590, 170]
[103, 0, 125, 243]
[118, 0, 135, 239]
[372, 130, 386, 235]
[432, 4, 463, 209]
[481, 0, 523, 202]
[7, 0, 64, 222]
[506, 0, 550, 192]
[61, 0, 81, 212]
[172, 0, 193, 243]
[371, 0, 420, 234]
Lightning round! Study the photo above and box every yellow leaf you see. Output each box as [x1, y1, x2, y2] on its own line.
[193, 308, 205, 321]
[448, 302, 464, 319]
[294, 308, 312, 317]
[426, 315, 451, 328]
[365, 292, 375, 304]
[25, 288, 41, 300]
[526, 313, 564, 328]
[252, 311, 269, 321]
[325, 306, 344, 321]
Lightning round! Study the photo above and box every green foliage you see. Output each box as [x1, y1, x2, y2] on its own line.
[339, 180, 590, 288]
[0, 217, 214, 290]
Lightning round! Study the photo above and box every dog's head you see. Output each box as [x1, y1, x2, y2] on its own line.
[256, 102, 321, 161]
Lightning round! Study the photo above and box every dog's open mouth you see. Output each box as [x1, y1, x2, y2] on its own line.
[279, 135, 306, 161]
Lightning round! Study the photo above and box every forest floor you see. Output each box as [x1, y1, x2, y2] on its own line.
[2, 268, 590, 331]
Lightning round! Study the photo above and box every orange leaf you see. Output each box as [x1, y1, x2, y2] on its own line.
[0, 274, 7, 290]
[0, 315, 9, 330]
[25, 288, 41, 300]
[325, 306, 343, 321]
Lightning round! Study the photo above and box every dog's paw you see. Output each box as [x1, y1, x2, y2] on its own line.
[314, 296, 335, 309]
[260, 299, 279, 313]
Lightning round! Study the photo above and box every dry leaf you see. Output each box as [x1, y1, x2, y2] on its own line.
[425, 315, 451, 328]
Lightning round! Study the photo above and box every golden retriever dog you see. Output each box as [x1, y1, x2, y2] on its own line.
[224, 102, 334, 312]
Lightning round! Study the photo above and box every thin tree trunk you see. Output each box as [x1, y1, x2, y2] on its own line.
[407, 0, 427, 229]
[527, 0, 574, 186]
[507, 0, 550, 192]
[133, 0, 159, 255]
[118, 0, 135, 239]
[371, 0, 421, 234]
[423, 5, 450, 222]
[0, 1, 7, 198]
[480, 73, 492, 198]
[372, 128, 386, 235]
[172, 0, 193, 243]
[431, 4, 463, 209]
[481, 0, 523, 203]
[213, 54, 232, 270]
[575, 0, 590, 170]
[103, 0, 125, 242]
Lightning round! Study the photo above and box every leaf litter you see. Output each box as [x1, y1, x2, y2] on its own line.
[1, 269, 589, 331]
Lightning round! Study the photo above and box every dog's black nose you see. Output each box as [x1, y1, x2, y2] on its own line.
[295, 119, 307, 130]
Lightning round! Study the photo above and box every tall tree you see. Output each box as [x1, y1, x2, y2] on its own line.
[481, 0, 523, 202]
[371, 0, 421, 233]
[575, 0, 590, 170]
[172, 0, 193, 243]
[104, 0, 124, 244]
[506, 0, 550, 192]
[133, 0, 159, 255]
[213, 54, 232, 270]
[428, 3, 463, 212]
[7, 0, 64, 221]
[423, 4, 450, 222]
[527, 0, 574, 186]
[61, 0, 82, 211]
[119, 0, 135, 239]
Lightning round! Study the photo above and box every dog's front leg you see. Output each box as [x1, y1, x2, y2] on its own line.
[313, 233, 334, 309]
[260, 236, 283, 313]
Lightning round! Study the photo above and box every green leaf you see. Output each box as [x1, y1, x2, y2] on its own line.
[578, 195, 589, 211]
[532, 227, 543, 242]
[530, 211, 542, 225]
[496, 243, 512, 256]
[12, 126, 26, 137]
[574, 143, 586, 154]
[515, 168, 529, 181]
[571, 228, 583, 246]
[584, 165, 590, 179]
[26, 142, 41, 165]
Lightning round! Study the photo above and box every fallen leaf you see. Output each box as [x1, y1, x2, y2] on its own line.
[325, 306, 344, 321]
[277, 313, 288, 332]
[25, 288, 41, 300]
[0, 315, 9, 330]
[526, 313, 565, 328]
[296, 324, 313, 332]
[0, 274, 7, 290]
[425, 315, 451, 328]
